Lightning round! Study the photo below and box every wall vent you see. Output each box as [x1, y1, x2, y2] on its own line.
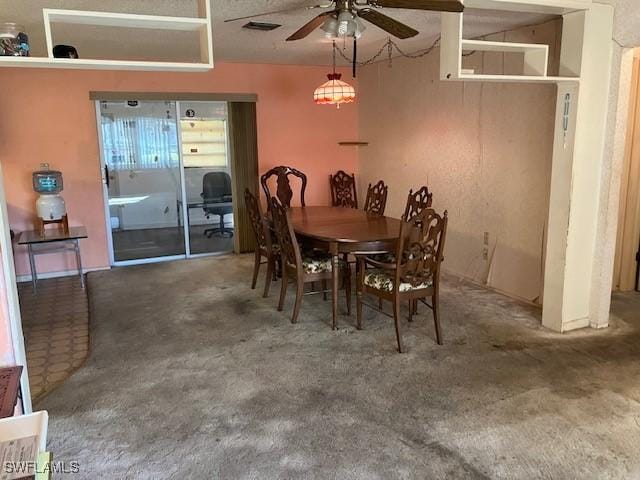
[243, 21, 281, 31]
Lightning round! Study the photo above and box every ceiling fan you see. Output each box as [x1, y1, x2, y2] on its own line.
[225, 0, 464, 41]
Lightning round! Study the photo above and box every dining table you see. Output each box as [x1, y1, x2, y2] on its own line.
[286, 206, 401, 329]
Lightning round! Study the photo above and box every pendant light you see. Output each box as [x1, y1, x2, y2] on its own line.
[313, 41, 356, 108]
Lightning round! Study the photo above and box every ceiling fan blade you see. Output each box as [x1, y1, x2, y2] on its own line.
[286, 12, 333, 41]
[357, 9, 418, 39]
[373, 0, 464, 12]
[225, 3, 332, 23]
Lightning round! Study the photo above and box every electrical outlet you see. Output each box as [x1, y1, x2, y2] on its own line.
[484, 232, 489, 245]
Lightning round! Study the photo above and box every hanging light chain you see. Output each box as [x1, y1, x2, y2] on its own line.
[333, 35, 476, 67]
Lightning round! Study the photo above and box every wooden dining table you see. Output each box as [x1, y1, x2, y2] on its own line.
[287, 206, 401, 329]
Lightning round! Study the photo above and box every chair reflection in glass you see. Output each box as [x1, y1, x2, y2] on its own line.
[201, 171, 234, 238]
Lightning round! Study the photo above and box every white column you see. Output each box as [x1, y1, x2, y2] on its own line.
[542, 4, 615, 332]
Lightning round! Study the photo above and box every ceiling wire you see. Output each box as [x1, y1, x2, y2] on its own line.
[333, 17, 573, 68]
[333, 35, 475, 68]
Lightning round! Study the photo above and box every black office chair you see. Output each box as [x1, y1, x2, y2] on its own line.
[202, 172, 234, 238]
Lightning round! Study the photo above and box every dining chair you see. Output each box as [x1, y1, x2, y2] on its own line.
[363, 180, 388, 216]
[403, 186, 433, 220]
[356, 208, 448, 353]
[370, 184, 433, 266]
[244, 189, 280, 298]
[330, 170, 358, 208]
[270, 197, 349, 325]
[261, 166, 307, 208]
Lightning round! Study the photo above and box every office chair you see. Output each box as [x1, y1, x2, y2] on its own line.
[202, 171, 234, 238]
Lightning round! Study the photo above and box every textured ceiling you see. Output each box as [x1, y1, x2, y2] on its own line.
[0, 0, 556, 65]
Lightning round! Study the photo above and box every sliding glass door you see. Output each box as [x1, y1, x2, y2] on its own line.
[97, 99, 234, 265]
[99, 101, 185, 263]
[179, 102, 234, 255]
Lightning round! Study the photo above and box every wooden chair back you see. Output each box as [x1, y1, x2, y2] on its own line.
[269, 197, 302, 270]
[395, 208, 448, 290]
[403, 186, 433, 220]
[261, 166, 307, 208]
[330, 170, 358, 208]
[363, 180, 388, 215]
[244, 189, 272, 252]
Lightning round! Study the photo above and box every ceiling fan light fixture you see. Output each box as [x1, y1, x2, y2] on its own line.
[354, 17, 366, 39]
[321, 16, 339, 37]
[337, 10, 355, 37]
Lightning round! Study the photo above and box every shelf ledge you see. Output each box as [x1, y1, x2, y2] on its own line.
[44, 8, 208, 31]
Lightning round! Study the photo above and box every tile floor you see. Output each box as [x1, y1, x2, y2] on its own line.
[18, 276, 89, 403]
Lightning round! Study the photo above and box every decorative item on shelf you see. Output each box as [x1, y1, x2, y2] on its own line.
[314, 41, 356, 109]
[32, 168, 69, 237]
[0, 23, 29, 56]
[53, 44, 78, 58]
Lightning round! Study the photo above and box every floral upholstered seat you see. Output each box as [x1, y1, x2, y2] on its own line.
[370, 252, 396, 264]
[301, 252, 333, 274]
[364, 269, 433, 292]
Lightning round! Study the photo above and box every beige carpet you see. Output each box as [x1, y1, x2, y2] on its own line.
[18, 276, 89, 402]
[34, 255, 640, 479]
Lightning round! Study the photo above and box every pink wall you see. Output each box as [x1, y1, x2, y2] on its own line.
[0, 63, 358, 276]
[0, 257, 16, 366]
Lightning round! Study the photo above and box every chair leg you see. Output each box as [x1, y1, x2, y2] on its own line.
[291, 279, 304, 324]
[322, 280, 328, 301]
[344, 258, 351, 316]
[393, 298, 404, 353]
[432, 293, 443, 345]
[278, 270, 288, 311]
[251, 251, 261, 290]
[356, 259, 364, 330]
[263, 257, 274, 298]
[408, 299, 414, 322]
[378, 297, 383, 310]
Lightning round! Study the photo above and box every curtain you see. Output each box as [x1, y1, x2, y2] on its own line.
[101, 115, 179, 171]
[228, 102, 259, 254]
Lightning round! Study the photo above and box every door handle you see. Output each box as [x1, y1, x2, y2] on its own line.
[104, 165, 110, 188]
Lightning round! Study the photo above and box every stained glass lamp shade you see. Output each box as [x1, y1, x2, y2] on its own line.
[313, 73, 356, 108]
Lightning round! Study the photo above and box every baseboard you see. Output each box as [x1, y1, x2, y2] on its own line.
[562, 316, 591, 332]
[16, 266, 110, 283]
[442, 268, 542, 309]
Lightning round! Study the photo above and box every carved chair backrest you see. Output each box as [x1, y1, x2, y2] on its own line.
[244, 189, 272, 253]
[261, 166, 307, 208]
[363, 180, 388, 216]
[330, 170, 358, 208]
[403, 186, 433, 220]
[269, 197, 302, 270]
[394, 208, 448, 291]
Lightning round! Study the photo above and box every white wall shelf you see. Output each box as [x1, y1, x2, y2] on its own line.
[441, 9, 582, 84]
[0, 0, 213, 72]
[463, 0, 591, 14]
[44, 9, 208, 31]
[0, 57, 212, 72]
[462, 39, 549, 76]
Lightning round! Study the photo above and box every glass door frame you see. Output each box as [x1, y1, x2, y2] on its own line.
[95, 100, 233, 267]
[177, 101, 235, 259]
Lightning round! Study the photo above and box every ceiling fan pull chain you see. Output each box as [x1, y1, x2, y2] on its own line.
[332, 40, 337, 74]
[352, 38, 357, 78]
